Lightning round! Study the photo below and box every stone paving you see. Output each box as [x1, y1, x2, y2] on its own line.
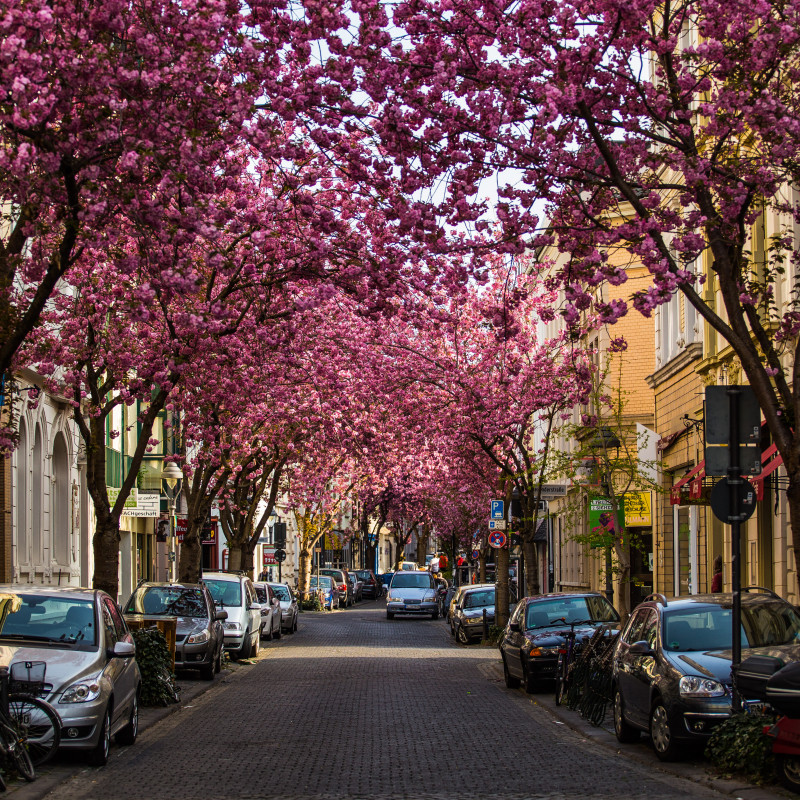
[37, 603, 748, 800]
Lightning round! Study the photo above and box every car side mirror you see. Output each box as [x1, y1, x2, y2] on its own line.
[272, 598, 280, 606]
[111, 641, 135, 659]
[249, 603, 261, 612]
[509, 622, 521, 633]
[215, 610, 228, 621]
[629, 640, 655, 657]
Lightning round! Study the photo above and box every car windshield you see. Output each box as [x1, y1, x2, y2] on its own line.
[320, 571, 342, 582]
[254, 587, 268, 604]
[125, 587, 207, 618]
[391, 574, 432, 589]
[525, 596, 619, 629]
[0, 595, 97, 645]
[355, 571, 371, 580]
[663, 601, 800, 651]
[271, 586, 291, 602]
[204, 580, 242, 608]
[464, 590, 495, 609]
[311, 577, 333, 589]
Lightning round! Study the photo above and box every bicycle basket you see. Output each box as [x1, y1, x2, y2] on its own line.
[9, 660, 46, 694]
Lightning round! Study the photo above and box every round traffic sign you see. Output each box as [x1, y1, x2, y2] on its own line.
[274, 548, 287, 563]
[488, 531, 507, 549]
[710, 478, 757, 524]
[471, 548, 481, 560]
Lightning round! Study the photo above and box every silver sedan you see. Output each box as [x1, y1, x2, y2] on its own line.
[268, 583, 299, 633]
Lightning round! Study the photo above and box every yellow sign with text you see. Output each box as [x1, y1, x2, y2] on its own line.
[624, 492, 652, 527]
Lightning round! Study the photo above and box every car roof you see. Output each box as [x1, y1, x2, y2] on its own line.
[135, 582, 204, 590]
[0, 585, 99, 600]
[634, 592, 787, 612]
[523, 592, 604, 605]
[202, 572, 248, 583]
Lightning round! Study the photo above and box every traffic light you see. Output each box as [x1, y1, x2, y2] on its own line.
[273, 522, 287, 548]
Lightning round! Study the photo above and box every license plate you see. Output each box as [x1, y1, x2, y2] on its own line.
[743, 700, 766, 714]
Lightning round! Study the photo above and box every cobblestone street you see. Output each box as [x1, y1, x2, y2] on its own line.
[37, 603, 748, 800]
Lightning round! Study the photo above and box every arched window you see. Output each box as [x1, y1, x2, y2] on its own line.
[15, 418, 28, 566]
[52, 432, 70, 565]
[31, 424, 42, 565]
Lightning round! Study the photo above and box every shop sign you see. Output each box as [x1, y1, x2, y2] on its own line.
[263, 547, 277, 565]
[623, 492, 652, 527]
[107, 488, 160, 518]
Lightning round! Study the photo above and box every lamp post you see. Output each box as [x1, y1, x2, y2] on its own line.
[161, 462, 183, 582]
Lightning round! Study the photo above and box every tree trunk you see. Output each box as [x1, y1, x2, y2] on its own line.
[496, 542, 510, 629]
[227, 546, 242, 572]
[524, 536, 540, 596]
[240, 541, 255, 580]
[479, 552, 486, 583]
[416, 525, 429, 566]
[93, 514, 122, 600]
[298, 546, 314, 598]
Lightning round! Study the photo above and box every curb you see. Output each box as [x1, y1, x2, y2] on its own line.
[484, 660, 791, 800]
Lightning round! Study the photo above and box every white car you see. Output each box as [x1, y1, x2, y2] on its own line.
[203, 573, 261, 660]
[253, 583, 282, 640]
[386, 571, 439, 619]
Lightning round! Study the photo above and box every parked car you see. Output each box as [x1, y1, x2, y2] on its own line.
[398, 562, 418, 572]
[354, 569, 380, 599]
[268, 582, 298, 633]
[449, 583, 493, 625]
[379, 572, 395, 595]
[452, 586, 496, 644]
[443, 584, 458, 621]
[500, 592, 620, 693]
[310, 575, 339, 610]
[319, 569, 352, 607]
[0, 586, 140, 766]
[252, 582, 282, 640]
[203, 572, 261, 660]
[612, 589, 800, 761]
[348, 572, 363, 602]
[124, 582, 225, 680]
[386, 571, 439, 619]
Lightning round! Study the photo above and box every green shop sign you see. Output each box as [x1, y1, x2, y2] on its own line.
[588, 496, 623, 548]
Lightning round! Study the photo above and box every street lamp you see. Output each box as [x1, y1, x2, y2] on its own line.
[161, 462, 183, 582]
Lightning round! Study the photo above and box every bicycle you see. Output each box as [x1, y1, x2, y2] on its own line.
[0, 661, 62, 785]
[554, 618, 594, 707]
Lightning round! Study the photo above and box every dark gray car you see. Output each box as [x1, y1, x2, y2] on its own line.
[452, 586, 495, 643]
[124, 582, 226, 680]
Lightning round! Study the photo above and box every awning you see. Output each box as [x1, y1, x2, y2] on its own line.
[670, 442, 783, 505]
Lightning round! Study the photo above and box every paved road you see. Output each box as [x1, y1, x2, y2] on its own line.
[44, 602, 733, 800]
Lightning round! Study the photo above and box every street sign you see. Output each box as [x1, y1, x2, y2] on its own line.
[274, 548, 287, 563]
[488, 531, 508, 549]
[471, 548, 481, 560]
[262, 547, 277, 565]
[489, 520, 506, 530]
[491, 500, 504, 520]
[710, 478, 757, 524]
[538, 484, 567, 498]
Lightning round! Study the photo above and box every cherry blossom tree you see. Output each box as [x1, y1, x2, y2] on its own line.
[325, 0, 800, 570]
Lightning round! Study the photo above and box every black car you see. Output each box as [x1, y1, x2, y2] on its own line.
[124, 582, 227, 680]
[452, 586, 495, 644]
[612, 589, 800, 762]
[354, 569, 380, 599]
[500, 592, 620, 693]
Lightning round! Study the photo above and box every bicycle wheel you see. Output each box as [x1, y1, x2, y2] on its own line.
[8, 694, 62, 767]
[554, 655, 567, 706]
[0, 718, 35, 782]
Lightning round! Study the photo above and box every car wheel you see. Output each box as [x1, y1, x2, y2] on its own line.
[650, 700, 681, 761]
[215, 644, 223, 673]
[252, 631, 260, 657]
[274, 621, 282, 640]
[387, 611, 395, 620]
[87, 706, 112, 767]
[523, 661, 539, 694]
[456, 623, 469, 645]
[502, 655, 521, 689]
[777, 755, 800, 793]
[431, 609, 439, 620]
[291, 615, 297, 634]
[115, 693, 139, 745]
[264, 622, 273, 641]
[613, 689, 640, 743]
[200, 656, 215, 681]
[239, 631, 252, 660]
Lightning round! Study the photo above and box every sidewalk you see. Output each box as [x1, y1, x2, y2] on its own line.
[483, 659, 792, 800]
[5, 654, 267, 800]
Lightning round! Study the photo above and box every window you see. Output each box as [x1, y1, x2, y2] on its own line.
[464, 590, 495, 609]
[105, 599, 128, 639]
[205, 580, 242, 607]
[390, 574, 433, 589]
[622, 609, 649, 644]
[641, 610, 658, 649]
[101, 601, 119, 646]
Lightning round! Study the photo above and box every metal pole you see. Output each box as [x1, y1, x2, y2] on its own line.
[729, 387, 742, 712]
[168, 496, 176, 582]
[451, 531, 457, 587]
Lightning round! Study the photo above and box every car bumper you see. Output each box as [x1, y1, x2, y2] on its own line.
[674, 697, 732, 739]
[387, 601, 438, 614]
[175, 639, 216, 668]
[54, 696, 108, 750]
[223, 632, 247, 650]
[524, 654, 560, 681]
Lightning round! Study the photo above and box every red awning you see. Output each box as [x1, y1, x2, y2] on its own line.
[670, 442, 783, 505]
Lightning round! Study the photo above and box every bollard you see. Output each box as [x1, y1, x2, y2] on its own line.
[483, 608, 488, 640]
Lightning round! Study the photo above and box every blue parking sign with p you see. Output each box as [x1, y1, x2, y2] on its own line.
[491, 500, 504, 520]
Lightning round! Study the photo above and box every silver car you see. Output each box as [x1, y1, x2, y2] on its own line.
[253, 582, 282, 640]
[268, 583, 298, 634]
[203, 573, 262, 660]
[386, 571, 439, 619]
[0, 586, 140, 766]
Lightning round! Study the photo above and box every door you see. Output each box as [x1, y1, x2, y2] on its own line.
[626, 609, 659, 727]
[615, 608, 648, 724]
[102, 599, 135, 728]
[504, 602, 526, 677]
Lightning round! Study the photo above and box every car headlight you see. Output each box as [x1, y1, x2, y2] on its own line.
[187, 630, 210, 644]
[60, 679, 102, 704]
[224, 622, 241, 632]
[387, 594, 400, 602]
[679, 675, 725, 697]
